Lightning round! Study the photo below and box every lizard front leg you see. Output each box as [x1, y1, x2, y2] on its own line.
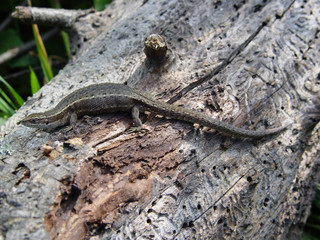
[131, 105, 143, 128]
[128, 105, 149, 133]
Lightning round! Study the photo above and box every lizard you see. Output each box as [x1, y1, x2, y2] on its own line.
[19, 83, 287, 139]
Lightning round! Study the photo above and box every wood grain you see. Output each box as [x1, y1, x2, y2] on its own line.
[1, 0, 319, 239]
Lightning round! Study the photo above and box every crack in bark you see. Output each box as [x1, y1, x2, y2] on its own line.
[168, 0, 296, 105]
[168, 20, 269, 104]
[173, 172, 248, 239]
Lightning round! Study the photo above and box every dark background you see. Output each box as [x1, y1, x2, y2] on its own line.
[0, 0, 96, 98]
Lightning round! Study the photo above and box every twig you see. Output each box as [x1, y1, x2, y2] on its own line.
[0, 13, 13, 33]
[12, 6, 94, 28]
[3, 61, 65, 80]
[0, 1, 27, 33]
[0, 28, 59, 65]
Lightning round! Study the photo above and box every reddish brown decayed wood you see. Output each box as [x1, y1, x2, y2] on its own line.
[43, 119, 188, 239]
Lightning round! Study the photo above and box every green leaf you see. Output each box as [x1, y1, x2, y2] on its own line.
[0, 115, 8, 126]
[0, 76, 24, 107]
[302, 231, 319, 240]
[0, 28, 24, 54]
[9, 53, 37, 68]
[94, 0, 112, 11]
[0, 28, 35, 69]
[314, 184, 320, 210]
[49, 0, 71, 59]
[305, 222, 320, 230]
[29, 66, 41, 94]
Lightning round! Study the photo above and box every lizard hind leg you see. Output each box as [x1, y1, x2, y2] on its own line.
[70, 111, 78, 128]
[63, 111, 78, 133]
[128, 105, 148, 133]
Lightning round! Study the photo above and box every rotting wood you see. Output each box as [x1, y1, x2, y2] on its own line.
[1, 0, 320, 239]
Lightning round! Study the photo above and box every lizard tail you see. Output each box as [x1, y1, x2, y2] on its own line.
[141, 99, 287, 139]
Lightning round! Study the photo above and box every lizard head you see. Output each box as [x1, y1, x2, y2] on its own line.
[19, 113, 51, 129]
[18, 111, 66, 130]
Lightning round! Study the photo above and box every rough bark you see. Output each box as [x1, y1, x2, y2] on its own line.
[1, 0, 320, 239]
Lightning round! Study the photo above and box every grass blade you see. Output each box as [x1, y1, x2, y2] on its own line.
[61, 30, 71, 58]
[0, 96, 15, 115]
[0, 88, 17, 110]
[29, 66, 40, 94]
[28, 0, 53, 83]
[32, 23, 53, 82]
[0, 75, 24, 107]
[49, 0, 71, 58]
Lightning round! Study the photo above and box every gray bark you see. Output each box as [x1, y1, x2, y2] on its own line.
[1, 0, 320, 239]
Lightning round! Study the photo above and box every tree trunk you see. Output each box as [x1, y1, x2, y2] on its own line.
[1, 0, 320, 239]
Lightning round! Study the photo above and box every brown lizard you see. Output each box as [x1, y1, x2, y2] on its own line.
[19, 83, 287, 139]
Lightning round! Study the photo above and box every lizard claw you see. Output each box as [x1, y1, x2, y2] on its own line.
[127, 126, 149, 133]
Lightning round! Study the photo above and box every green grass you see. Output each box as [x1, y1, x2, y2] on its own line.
[29, 66, 40, 94]
[0, 0, 111, 125]
[0, 75, 24, 124]
[31, 22, 53, 83]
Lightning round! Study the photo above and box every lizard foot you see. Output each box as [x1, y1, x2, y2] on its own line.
[127, 126, 149, 133]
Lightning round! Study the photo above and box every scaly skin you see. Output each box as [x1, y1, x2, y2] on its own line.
[19, 83, 287, 139]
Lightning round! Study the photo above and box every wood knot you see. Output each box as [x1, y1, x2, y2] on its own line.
[144, 34, 168, 64]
